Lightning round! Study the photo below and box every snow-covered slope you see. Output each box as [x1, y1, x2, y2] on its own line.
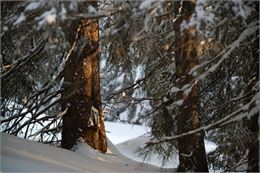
[1, 122, 216, 172]
[1, 133, 176, 172]
[105, 121, 216, 169]
[105, 121, 150, 144]
[116, 136, 217, 168]
[116, 136, 179, 168]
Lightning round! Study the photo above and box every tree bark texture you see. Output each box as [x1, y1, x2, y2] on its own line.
[61, 2, 107, 153]
[247, 113, 259, 172]
[245, 20, 259, 171]
[174, 1, 209, 171]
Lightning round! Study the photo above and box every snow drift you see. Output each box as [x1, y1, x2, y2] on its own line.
[1, 133, 176, 172]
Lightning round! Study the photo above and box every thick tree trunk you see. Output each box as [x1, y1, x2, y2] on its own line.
[61, 2, 107, 153]
[174, 1, 208, 171]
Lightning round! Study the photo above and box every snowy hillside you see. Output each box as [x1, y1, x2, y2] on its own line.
[1, 132, 176, 172]
[105, 121, 150, 144]
[116, 136, 217, 168]
[1, 122, 216, 172]
[105, 121, 216, 169]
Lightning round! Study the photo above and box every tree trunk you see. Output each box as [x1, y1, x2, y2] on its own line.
[244, 74, 259, 172]
[61, 2, 107, 153]
[247, 113, 259, 172]
[246, 17, 259, 170]
[174, 1, 208, 171]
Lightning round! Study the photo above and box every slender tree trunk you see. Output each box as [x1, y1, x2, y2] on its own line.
[246, 20, 259, 171]
[247, 113, 259, 172]
[61, 2, 107, 153]
[174, 1, 208, 171]
[244, 75, 259, 172]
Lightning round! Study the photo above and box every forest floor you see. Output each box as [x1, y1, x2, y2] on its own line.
[1, 133, 176, 172]
[1, 122, 217, 172]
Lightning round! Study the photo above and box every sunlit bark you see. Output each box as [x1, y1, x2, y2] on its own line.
[174, 1, 208, 171]
[61, 2, 107, 153]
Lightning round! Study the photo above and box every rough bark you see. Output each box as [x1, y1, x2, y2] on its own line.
[61, 2, 107, 153]
[174, 1, 208, 171]
[246, 20, 259, 171]
[247, 113, 259, 172]
[244, 77, 259, 172]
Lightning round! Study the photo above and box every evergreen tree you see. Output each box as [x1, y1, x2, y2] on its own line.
[1, 0, 259, 171]
[61, 1, 107, 152]
[174, 1, 208, 171]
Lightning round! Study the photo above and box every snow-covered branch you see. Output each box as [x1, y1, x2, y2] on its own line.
[146, 92, 259, 145]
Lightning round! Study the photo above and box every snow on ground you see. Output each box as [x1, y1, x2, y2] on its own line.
[105, 121, 150, 144]
[116, 136, 217, 168]
[116, 136, 179, 168]
[1, 133, 176, 172]
[105, 121, 217, 169]
[1, 121, 217, 172]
